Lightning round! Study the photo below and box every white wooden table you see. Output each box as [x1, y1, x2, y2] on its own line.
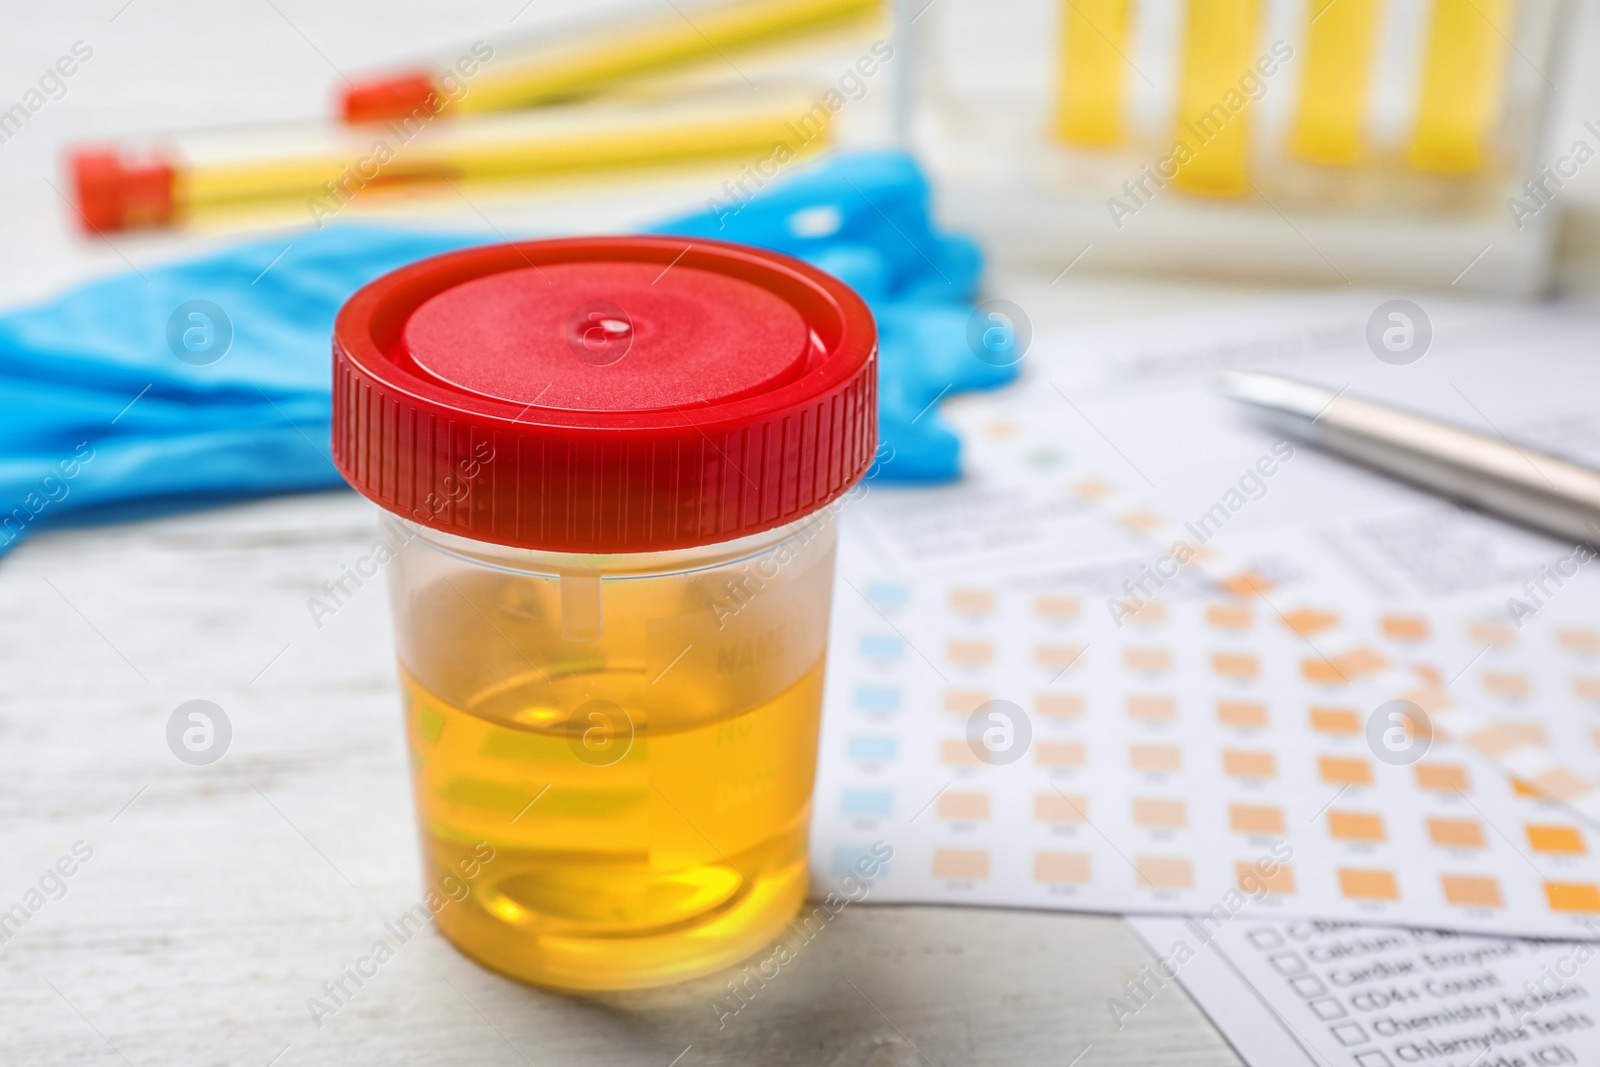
[0, 490, 1244, 1066]
[0, 2, 1303, 1062]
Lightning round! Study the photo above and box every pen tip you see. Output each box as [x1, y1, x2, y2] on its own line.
[1214, 371, 1333, 419]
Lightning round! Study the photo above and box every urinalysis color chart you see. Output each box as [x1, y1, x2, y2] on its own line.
[810, 302, 1600, 942]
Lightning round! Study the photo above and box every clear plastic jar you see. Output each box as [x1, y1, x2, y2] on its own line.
[332, 235, 876, 990]
[387, 510, 839, 989]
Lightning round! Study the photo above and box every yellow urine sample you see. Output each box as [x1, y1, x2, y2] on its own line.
[1172, 0, 1263, 195]
[1290, 0, 1381, 164]
[392, 518, 837, 990]
[1407, 0, 1515, 174]
[1054, 0, 1132, 146]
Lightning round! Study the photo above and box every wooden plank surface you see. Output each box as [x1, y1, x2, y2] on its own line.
[0, 493, 1242, 1065]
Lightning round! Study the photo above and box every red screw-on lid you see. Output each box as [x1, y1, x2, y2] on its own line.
[69, 148, 176, 233]
[340, 72, 440, 124]
[332, 236, 878, 553]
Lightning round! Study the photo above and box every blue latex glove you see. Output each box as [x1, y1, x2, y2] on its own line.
[653, 151, 1019, 480]
[0, 151, 1017, 558]
[0, 227, 475, 554]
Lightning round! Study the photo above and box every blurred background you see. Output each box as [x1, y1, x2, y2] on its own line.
[6, 3, 1600, 1064]
[7, 0, 1600, 302]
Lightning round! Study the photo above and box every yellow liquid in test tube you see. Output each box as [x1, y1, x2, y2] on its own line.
[1054, 0, 1132, 146]
[393, 524, 837, 990]
[1290, 0, 1381, 164]
[458, 0, 883, 115]
[1172, 0, 1263, 195]
[1408, 0, 1515, 174]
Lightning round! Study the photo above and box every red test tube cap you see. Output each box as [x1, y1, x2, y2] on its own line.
[342, 72, 440, 123]
[69, 148, 176, 233]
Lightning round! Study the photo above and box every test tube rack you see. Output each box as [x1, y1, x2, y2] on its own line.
[900, 0, 1568, 294]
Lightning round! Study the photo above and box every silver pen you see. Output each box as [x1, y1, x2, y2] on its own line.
[1218, 370, 1600, 548]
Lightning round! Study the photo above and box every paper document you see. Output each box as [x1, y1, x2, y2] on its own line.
[810, 295, 1600, 940]
[1129, 915, 1600, 1066]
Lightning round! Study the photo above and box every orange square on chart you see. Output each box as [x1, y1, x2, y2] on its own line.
[1328, 812, 1386, 842]
[1481, 671, 1531, 699]
[1132, 798, 1187, 829]
[1218, 701, 1268, 728]
[949, 588, 994, 616]
[1302, 659, 1351, 686]
[1442, 875, 1502, 908]
[1530, 768, 1593, 803]
[1212, 652, 1260, 680]
[1130, 744, 1182, 773]
[1512, 778, 1543, 799]
[1034, 793, 1089, 823]
[1469, 621, 1515, 647]
[1557, 627, 1600, 655]
[1036, 644, 1084, 671]
[1125, 601, 1166, 626]
[1339, 868, 1400, 901]
[1546, 883, 1600, 913]
[1415, 763, 1470, 792]
[1036, 741, 1087, 769]
[1319, 756, 1373, 786]
[1035, 692, 1084, 718]
[1136, 856, 1194, 890]
[1338, 647, 1388, 677]
[1230, 804, 1286, 835]
[1124, 648, 1172, 673]
[1206, 603, 1252, 630]
[1310, 707, 1361, 734]
[1127, 695, 1177, 722]
[937, 792, 991, 821]
[1224, 750, 1277, 779]
[1282, 608, 1341, 638]
[1528, 825, 1587, 855]
[1034, 851, 1092, 884]
[1120, 510, 1165, 532]
[1073, 479, 1114, 500]
[939, 740, 983, 767]
[943, 689, 990, 714]
[1382, 615, 1430, 642]
[933, 849, 989, 880]
[948, 640, 994, 667]
[1035, 595, 1080, 621]
[1576, 678, 1600, 703]
[1220, 571, 1274, 597]
[1237, 862, 1296, 895]
[1428, 818, 1485, 849]
[1466, 721, 1546, 755]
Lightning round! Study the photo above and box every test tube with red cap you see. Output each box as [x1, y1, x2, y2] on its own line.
[341, 0, 881, 123]
[68, 88, 830, 233]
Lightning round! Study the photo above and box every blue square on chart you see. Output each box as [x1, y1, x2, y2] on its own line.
[841, 789, 894, 817]
[831, 844, 895, 880]
[864, 582, 908, 609]
[849, 736, 898, 761]
[854, 686, 900, 711]
[859, 635, 904, 660]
